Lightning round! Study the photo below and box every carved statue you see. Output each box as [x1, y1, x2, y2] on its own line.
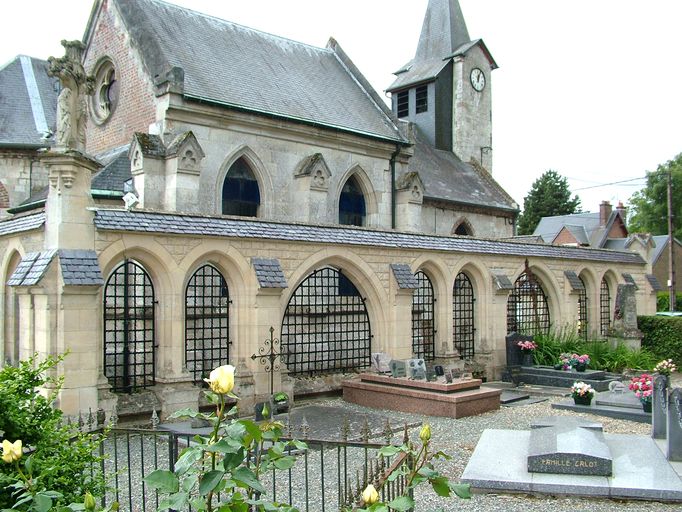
[48, 40, 94, 152]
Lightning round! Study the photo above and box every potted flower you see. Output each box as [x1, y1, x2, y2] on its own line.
[653, 359, 677, 382]
[574, 354, 590, 372]
[557, 352, 575, 371]
[629, 373, 653, 413]
[272, 391, 290, 414]
[516, 340, 537, 366]
[570, 381, 595, 405]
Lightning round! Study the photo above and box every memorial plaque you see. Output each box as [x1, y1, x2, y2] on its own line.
[527, 417, 612, 476]
[461, 372, 473, 380]
[406, 359, 426, 380]
[371, 353, 392, 373]
[425, 367, 437, 382]
[389, 360, 407, 378]
[608, 381, 627, 394]
[444, 371, 453, 383]
[434, 365, 445, 376]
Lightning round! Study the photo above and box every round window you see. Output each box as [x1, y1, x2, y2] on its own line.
[91, 58, 118, 124]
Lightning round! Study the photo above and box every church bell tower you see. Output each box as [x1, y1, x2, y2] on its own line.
[387, 0, 497, 172]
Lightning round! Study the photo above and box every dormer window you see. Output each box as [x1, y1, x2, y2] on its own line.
[416, 85, 428, 113]
[397, 91, 409, 118]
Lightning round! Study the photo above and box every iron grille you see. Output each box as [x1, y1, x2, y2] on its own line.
[103, 260, 155, 393]
[412, 271, 435, 360]
[185, 264, 230, 384]
[507, 270, 550, 335]
[578, 275, 588, 339]
[600, 277, 611, 337]
[281, 267, 371, 375]
[453, 272, 475, 359]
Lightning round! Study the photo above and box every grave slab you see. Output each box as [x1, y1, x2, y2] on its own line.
[595, 390, 642, 409]
[552, 390, 651, 423]
[499, 390, 530, 405]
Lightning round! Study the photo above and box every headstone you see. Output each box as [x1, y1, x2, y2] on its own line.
[434, 365, 444, 376]
[461, 372, 473, 380]
[444, 371, 453, 383]
[667, 388, 682, 462]
[527, 416, 613, 476]
[425, 367, 437, 382]
[504, 332, 533, 383]
[371, 353, 392, 373]
[389, 360, 407, 378]
[652, 375, 668, 439]
[407, 359, 426, 380]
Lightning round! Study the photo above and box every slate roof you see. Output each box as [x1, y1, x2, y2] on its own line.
[251, 258, 287, 288]
[93, 209, 647, 265]
[0, 212, 45, 236]
[564, 271, 585, 291]
[0, 56, 58, 147]
[406, 130, 517, 211]
[646, 274, 663, 292]
[106, 0, 404, 143]
[534, 212, 601, 244]
[58, 250, 104, 285]
[91, 145, 131, 193]
[7, 250, 56, 286]
[390, 264, 420, 289]
[491, 272, 514, 291]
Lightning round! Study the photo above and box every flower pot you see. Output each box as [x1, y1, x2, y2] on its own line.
[573, 395, 592, 406]
[575, 363, 587, 373]
[522, 352, 534, 366]
[642, 401, 652, 413]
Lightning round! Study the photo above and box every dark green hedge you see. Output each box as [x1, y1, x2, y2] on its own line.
[638, 315, 682, 366]
[656, 291, 682, 311]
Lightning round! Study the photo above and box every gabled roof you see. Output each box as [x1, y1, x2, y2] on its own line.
[0, 56, 58, 148]
[405, 128, 517, 212]
[534, 209, 628, 249]
[91, 0, 405, 144]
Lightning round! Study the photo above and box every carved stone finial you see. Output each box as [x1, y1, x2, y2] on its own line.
[48, 40, 94, 152]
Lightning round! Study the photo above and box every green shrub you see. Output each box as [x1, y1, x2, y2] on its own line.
[0, 355, 106, 509]
[656, 291, 682, 312]
[638, 315, 682, 366]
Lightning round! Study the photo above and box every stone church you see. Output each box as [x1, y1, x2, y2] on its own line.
[0, 0, 655, 418]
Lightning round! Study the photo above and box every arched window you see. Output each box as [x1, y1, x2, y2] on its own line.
[507, 269, 550, 335]
[600, 277, 611, 337]
[185, 265, 230, 384]
[339, 175, 366, 226]
[281, 267, 371, 375]
[453, 219, 473, 236]
[103, 260, 155, 393]
[578, 275, 588, 339]
[453, 272, 475, 359]
[3, 252, 21, 365]
[222, 157, 260, 217]
[412, 271, 435, 360]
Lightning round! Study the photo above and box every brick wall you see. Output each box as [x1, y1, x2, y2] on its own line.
[83, 0, 158, 155]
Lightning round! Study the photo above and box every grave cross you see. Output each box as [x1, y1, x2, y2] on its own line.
[251, 326, 284, 395]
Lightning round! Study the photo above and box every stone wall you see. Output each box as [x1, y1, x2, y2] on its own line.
[0, 150, 49, 216]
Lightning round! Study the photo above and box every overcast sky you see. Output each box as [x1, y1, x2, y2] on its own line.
[2, 0, 681, 215]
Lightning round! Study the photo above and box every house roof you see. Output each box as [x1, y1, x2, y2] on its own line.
[97, 0, 405, 144]
[534, 212, 601, 244]
[0, 56, 58, 148]
[405, 129, 517, 212]
[93, 209, 646, 265]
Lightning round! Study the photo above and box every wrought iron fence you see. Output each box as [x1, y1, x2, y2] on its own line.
[88, 418, 411, 512]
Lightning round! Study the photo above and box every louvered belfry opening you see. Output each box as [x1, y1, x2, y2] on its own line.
[453, 272, 475, 359]
[103, 260, 155, 393]
[185, 264, 230, 384]
[600, 277, 611, 337]
[281, 267, 371, 375]
[412, 270, 436, 360]
[507, 266, 550, 335]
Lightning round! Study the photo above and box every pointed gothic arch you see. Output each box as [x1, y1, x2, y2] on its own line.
[452, 217, 474, 236]
[222, 157, 261, 217]
[216, 146, 271, 217]
[453, 271, 475, 359]
[507, 267, 551, 335]
[412, 270, 436, 360]
[600, 276, 611, 337]
[337, 165, 377, 227]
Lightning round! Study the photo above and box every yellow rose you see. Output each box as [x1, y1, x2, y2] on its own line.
[204, 364, 235, 395]
[362, 484, 379, 505]
[419, 423, 431, 443]
[2, 439, 22, 463]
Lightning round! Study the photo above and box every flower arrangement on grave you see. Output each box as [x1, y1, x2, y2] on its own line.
[653, 359, 677, 376]
[570, 381, 595, 399]
[629, 373, 653, 404]
[516, 340, 537, 353]
[558, 353, 590, 371]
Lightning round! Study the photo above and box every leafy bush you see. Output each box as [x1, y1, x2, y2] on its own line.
[638, 315, 682, 366]
[656, 291, 682, 312]
[0, 354, 106, 509]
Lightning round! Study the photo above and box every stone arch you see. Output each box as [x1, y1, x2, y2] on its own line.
[0, 181, 9, 209]
[600, 269, 619, 337]
[507, 262, 560, 334]
[452, 260, 489, 356]
[411, 256, 451, 357]
[452, 217, 474, 236]
[577, 266, 598, 338]
[216, 145, 273, 218]
[335, 164, 379, 227]
[1, 247, 23, 364]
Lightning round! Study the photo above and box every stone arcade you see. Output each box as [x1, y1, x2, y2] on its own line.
[0, 0, 656, 419]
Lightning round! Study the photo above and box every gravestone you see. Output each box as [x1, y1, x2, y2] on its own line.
[434, 365, 444, 376]
[527, 416, 613, 476]
[407, 359, 426, 380]
[371, 353, 392, 373]
[389, 360, 407, 378]
[503, 332, 533, 383]
[609, 284, 642, 350]
[425, 367, 437, 382]
[668, 388, 682, 461]
[444, 371, 453, 383]
[652, 375, 668, 439]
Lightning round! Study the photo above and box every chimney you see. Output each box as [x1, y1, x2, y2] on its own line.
[599, 200, 612, 226]
[616, 201, 627, 224]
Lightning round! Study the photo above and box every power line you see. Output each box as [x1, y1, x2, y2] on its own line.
[571, 176, 647, 191]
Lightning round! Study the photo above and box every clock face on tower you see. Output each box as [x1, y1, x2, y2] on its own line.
[470, 68, 486, 92]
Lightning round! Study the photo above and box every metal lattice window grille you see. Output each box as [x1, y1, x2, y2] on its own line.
[578, 275, 588, 340]
[281, 267, 371, 375]
[507, 270, 551, 335]
[103, 260, 155, 393]
[185, 264, 230, 384]
[600, 277, 611, 338]
[412, 271, 436, 360]
[453, 272, 475, 359]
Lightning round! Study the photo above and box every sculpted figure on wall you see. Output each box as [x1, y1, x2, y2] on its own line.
[48, 40, 94, 152]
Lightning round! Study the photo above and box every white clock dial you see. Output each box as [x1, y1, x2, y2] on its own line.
[470, 68, 486, 92]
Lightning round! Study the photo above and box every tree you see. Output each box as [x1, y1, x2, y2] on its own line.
[517, 170, 581, 235]
[628, 153, 682, 239]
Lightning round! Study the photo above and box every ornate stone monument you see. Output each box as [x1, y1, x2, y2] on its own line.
[608, 284, 642, 350]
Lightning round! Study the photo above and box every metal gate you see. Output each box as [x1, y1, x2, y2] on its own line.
[453, 272, 475, 359]
[103, 260, 155, 393]
[506, 269, 550, 335]
[412, 271, 435, 360]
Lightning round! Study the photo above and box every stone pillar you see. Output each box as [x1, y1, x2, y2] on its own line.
[16, 290, 35, 360]
[250, 289, 286, 398]
[388, 288, 414, 360]
[394, 173, 424, 233]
